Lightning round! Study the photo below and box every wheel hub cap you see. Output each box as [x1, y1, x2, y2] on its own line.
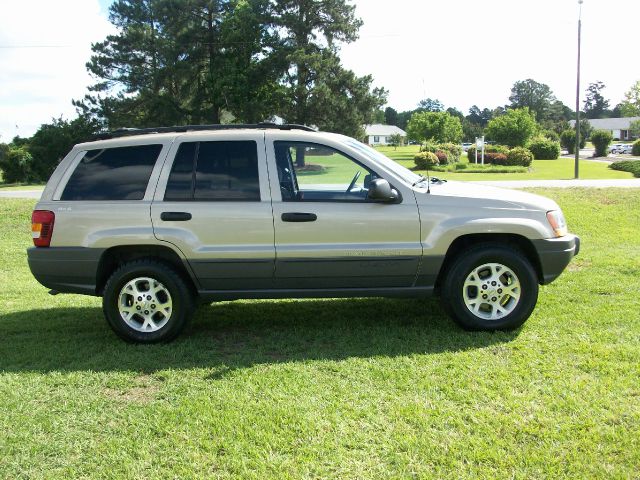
[462, 263, 521, 321]
[118, 277, 172, 332]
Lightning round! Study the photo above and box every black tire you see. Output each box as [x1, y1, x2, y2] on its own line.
[102, 259, 195, 343]
[440, 244, 539, 331]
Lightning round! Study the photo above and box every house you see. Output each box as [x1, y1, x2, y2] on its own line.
[364, 124, 407, 145]
[570, 117, 640, 140]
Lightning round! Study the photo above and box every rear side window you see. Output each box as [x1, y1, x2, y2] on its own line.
[61, 144, 162, 201]
[164, 141, 260, 201]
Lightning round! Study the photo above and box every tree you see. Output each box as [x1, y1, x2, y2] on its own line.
[462, 119, 483, 142]
[416, 98, 444, 112]
[384, 107, 398, 126]
[446, 107, 464, 119]
[0, 145, 34, 183]
[270, 0, 386, 138]
[388, 133, 403, 150]
[406, 111, 463, 144]
[620, 80, 640, 117]
[484, 108, 538, 147]
[583, 81, 610, 119]
[28, 116, 102, 180]
[466, 105, 493, 127]
[508, 79, 556, 122]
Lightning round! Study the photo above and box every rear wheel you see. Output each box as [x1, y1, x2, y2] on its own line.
[102, 260, 195, 343]
[441, 245, 538, 330]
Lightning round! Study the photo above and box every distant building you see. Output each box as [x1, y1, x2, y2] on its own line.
[363, 124, 407, 145]
[570, 117, 640, 140]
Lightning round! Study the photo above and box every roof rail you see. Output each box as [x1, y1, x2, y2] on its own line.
[92, 123, 316, 140]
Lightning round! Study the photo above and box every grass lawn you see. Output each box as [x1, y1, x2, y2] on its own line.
[378, 145, 635, 181]
[1, 190, 639, 478]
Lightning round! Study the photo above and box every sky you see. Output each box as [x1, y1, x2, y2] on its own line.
[1, 0, 639, 140]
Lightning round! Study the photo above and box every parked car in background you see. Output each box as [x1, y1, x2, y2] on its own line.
[619, 144, 634, 154]
[461, 143, 472, 152]
[609, 143, 625, 154]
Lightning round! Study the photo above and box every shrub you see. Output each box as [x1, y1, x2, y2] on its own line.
[506, 147, 534, 167]
[560, 130, 576, 154]
[542, 129, 560, 142]
[0, 146, 35, 183]
[421, 141, 460, 164]
[483, 152, 508, 165]
[438, 142, 462, 163]
[434, 151, 448, 164]
[527, 136, 561, 160]
[467, 144, 509, 162]
[609, 160, 640, 178]
[632, 140, 640, 156]
[590, 129, 613, 157]
[414, 151, 439, 169]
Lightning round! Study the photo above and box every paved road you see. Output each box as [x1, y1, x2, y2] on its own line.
[470, 179, 640, 188]
[0, 189, 43, 199]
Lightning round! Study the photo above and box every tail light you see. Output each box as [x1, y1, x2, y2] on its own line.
[31, 210, 55, 247]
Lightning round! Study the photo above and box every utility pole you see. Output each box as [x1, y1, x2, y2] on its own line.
[575, 0, 583, 179]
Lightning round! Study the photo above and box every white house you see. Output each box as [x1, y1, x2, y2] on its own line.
[364, 124, 407, 145]
[570, 117, 640, 140]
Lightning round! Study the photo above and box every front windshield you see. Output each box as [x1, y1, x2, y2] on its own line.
[344, 139, 423, 185]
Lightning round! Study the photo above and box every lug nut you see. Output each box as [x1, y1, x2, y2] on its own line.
[482, 294, 488, 299]
[138, 296, 142, 301]
[136, 306, 141, 311]
[491, 281, 497, 286]
[147, 295, 152, 300]
[151, 304, 156, 309]
[144, 310, 149, 315]
[498, 288, 503, 294]
[482, 284, 487, 289]
[492, 297, 497, 302]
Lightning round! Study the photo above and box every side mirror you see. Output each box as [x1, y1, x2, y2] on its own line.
[367, 178, 400, 203]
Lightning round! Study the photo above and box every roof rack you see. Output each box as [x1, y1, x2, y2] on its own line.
[92, 123, 316, 140]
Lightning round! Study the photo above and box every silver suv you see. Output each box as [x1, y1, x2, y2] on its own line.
[28, 124, 580, 342]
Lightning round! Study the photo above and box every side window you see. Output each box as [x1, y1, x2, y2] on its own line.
[274, 141, 377, 202]
[164, 141, 260, 201]
[61, 144, 162, 201]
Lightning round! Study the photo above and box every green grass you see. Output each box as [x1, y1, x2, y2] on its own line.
[378, 146, 635, 181]
[1, 191, 639, 478]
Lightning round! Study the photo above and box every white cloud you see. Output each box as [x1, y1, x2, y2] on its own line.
[0, 0, 114, 141]
[341, 0, 640, 113]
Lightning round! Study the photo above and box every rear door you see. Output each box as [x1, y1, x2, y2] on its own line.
[151, 131, 275, 290]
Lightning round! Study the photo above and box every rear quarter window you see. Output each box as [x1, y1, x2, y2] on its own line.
[61, 144, 163, 201]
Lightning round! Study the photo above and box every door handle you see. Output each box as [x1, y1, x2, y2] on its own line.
[160, 212, 192, 221]
[281, 212, 317, 222]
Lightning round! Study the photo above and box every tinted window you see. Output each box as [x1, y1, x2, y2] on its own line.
[165, 141, 260, 201]
[61, 144, 162, 201]
[164, 142, 196, 201]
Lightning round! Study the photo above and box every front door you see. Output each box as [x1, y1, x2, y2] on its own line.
[151, 131, 275, 290]
[267, 136, 422, 289]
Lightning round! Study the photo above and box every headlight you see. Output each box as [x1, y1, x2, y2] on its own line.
[546, 210, 568, 237]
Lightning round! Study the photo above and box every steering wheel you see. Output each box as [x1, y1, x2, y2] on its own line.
[346, 171, 361, 193]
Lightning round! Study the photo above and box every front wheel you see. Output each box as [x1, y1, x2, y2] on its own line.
[102, 260, 195, 343]
[440, 245, 539, 330]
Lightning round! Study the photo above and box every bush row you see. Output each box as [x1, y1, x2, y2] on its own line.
[466, 144, 534, 166]
[609, 160, 640, 178]
[420, 142, 462, 165]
